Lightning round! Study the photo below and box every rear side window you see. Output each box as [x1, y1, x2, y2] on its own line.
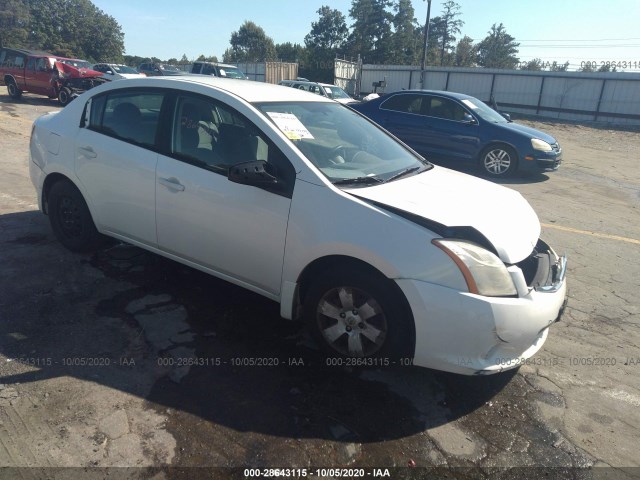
[381, 94, 425, 114]
[0, 50, 25, 68]
[201, 63, 214, 75]
[85, 90, 166, 148]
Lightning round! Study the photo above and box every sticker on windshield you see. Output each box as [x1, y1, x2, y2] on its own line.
[461, 99, 479, 109]
[267, 112, 315, 140]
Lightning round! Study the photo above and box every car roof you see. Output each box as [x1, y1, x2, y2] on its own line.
[195, 61, 239, 68]
[95, 76, 336, 104]
[3, 48, 83, 62]
[391, 89, 474, 100]
[288, 80, 320, 86]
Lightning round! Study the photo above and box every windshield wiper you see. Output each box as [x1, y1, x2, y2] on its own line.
[384, 166, 423, 183]
[333, 176, 384, 186]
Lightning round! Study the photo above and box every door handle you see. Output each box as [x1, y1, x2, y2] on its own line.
[78, 145, 97, 158]
[158, 177, 185, 192]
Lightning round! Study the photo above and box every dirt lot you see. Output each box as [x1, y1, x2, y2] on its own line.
[0, 93, 639, 480]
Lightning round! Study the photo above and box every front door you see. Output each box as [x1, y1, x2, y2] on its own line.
[155, 93, 296, 297]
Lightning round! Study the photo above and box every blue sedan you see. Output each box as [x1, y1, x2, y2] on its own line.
[351, 90, 562, 177]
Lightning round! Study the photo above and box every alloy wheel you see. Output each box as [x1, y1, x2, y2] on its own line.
[315, 286, 387, 357]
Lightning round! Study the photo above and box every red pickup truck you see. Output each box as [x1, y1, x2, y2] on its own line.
[0, 47, 106, 106]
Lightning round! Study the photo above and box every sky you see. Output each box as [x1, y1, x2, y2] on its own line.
[91, 0, 640, 72]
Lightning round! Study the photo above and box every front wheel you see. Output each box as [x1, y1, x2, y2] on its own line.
[303, 269, 413, 362]
[48, 180, 102, 252]
[7, 81, 22, 99]
[480, 145, 518, 177]
[58, 87, 72, 106]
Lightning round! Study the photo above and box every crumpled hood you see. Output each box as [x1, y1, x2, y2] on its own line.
[347, 166, 541, 264]
[54, 61, 103, 79]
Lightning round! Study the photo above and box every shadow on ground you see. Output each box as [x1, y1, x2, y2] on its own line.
[1, 209, 516, 446]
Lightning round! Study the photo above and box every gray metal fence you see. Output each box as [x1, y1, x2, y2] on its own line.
[233, 62, 298, 84]
[334, 57, 361, 97]
[357, 65, 640, 125]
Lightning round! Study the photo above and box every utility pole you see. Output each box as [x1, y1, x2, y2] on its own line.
[420, 0, 432, 89]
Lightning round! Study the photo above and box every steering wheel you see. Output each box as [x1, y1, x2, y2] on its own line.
[328, 145, 347, 165]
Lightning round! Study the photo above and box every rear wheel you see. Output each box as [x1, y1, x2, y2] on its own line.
[303, 269, 413, 362]
[48, 180, 101, 252]
[58, 87, 72, 106]
[7, 80, 22, 99]
[480, 144, 518, 177]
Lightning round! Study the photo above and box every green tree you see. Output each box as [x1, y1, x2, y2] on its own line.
[348, 0, 393, 63]
[579, 62, 596, 72]
[476, 23, 519, 69]
[196, 54, 219, 62]
[548, 60, 569, 72]
[520, 58, 544, 71]
[0, 0, 30, 48]
[390, 0, 419, 64]
[275, 42, 305, 63]
[304, 6, 348, 81]
[223, 21, 276, 62]
[305, 6, 348, 51]
[598, 63, 617, 73]
[26, 0, 124, 62]
[434, 1, 463, 66]
[123, 55, 147, 67]
[453, 35, 476, 67]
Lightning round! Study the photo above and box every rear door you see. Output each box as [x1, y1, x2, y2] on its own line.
[74, 88, 166, 246]
[155, 92, 296, 297]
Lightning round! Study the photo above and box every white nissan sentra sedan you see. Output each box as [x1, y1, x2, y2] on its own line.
[29, 77, 567, 375]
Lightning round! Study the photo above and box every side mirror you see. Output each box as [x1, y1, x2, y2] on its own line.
[228, 160, 278, 186]
[501, 112, 511, 122]
[463, 113, 477, 124]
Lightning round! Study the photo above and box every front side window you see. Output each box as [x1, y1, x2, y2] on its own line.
[112, 65, 139, 74]
[256, 101, 430, 186]
[171, 94, 295, 193]
[219, 67, 246, 79]
[87, 90, 165, 148]
[324, 86, 351, 100]
[427, 97, 469, 121]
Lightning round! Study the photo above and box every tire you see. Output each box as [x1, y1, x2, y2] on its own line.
[479, 144, 518, 177]
[48, 180, 101, 252]
[7, 81, 22, 99]
[58, 87, 72, 106]
[303, 269, 413, 362]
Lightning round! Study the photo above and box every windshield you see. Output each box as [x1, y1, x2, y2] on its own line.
[255, 102, 430, 185]
[460, 97, 508, 123]
[219, 67, 247, 79]
[59, 59, 91, 69]
[324, 86, 351, 100]
[160, 64, 180, 72]
[112, 65, 140, 74]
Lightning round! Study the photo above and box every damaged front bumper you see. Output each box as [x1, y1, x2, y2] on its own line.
[396, 240, 568, 375]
